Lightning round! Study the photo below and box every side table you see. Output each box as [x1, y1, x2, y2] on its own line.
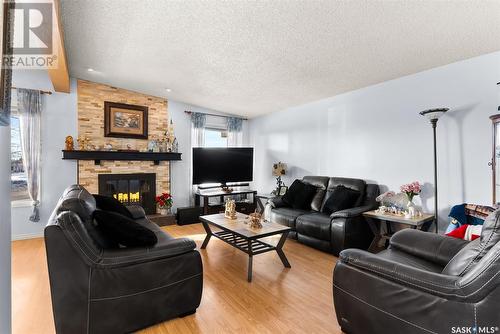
[256, 193, 276, 214]
[362, 210, 435, 253]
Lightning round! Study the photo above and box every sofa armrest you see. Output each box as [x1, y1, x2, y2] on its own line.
[126, 205, 146, 219]
[268, 197, 288, 209]
[330, 205, 374, 219]
[390, 229, 469, 267]
[339, 248, 461, 297]
[99, 237, 197, 268]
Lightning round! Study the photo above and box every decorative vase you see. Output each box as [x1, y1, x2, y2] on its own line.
[159, 207, 171, 216]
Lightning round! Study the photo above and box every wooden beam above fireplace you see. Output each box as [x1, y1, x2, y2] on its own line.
[62, 150, 182, 165]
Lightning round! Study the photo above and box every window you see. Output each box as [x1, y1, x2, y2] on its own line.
[204, 127, 228, 147]
[11, 112, 29, 202]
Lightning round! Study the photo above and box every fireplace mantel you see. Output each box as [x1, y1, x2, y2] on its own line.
[62, 150, 182, 165]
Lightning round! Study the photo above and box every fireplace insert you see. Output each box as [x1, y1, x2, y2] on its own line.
[98, 173, 156, 214]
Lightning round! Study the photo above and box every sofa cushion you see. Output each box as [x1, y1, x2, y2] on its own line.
[321, 177, 366, 211]
[269, 207, 309, 230]
[93, 194, 134, 219]
[442, 208, 500, 276]
[282, 179, 317, 210]
[296, 213, 332, 241]
[93, 210, 158, 247]
[302, 176, 329, 211]
[322, 185, 360, 215]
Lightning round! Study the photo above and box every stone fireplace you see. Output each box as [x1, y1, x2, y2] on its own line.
[98, 173, 156, 214]
[76, 80, 172, 213]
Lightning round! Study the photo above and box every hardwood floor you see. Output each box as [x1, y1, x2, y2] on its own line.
[12, 223, 342, 334]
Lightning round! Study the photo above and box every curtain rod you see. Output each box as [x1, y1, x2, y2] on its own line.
[11, 86, 52, 95]
[184, 110, 247, 120]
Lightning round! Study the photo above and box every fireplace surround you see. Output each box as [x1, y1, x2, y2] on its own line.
[98, 173, 156, 214]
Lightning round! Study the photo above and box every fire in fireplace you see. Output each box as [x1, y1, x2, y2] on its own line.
[98, 173, 156, 214]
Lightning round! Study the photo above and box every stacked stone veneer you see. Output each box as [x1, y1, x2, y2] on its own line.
[77, 79, 170, 196]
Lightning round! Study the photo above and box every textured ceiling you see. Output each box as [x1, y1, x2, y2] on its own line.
[60, 0, 500, 118]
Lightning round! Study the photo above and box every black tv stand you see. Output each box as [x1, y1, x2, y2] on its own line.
[194, 189, 257, 215]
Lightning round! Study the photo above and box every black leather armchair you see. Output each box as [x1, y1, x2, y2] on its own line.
[333, 211, 500, 334]
[266, 176, 379, 254]
[45, 185, 203, 334]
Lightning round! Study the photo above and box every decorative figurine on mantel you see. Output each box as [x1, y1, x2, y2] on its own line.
[225, 199, 237, 220]
[65, 136, 74, 151]
[172, 137, 179, 153]
[77, 136, 90, 151]
[147, 137, 157, 152]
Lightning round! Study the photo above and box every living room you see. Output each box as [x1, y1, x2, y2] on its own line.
[1, 1, 500, 334]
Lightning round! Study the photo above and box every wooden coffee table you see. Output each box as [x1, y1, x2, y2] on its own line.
[199, 212, 291, 282]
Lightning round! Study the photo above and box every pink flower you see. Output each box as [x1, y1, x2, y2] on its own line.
[400, 181, 421, 195]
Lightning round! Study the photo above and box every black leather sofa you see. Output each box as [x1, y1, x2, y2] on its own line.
[45, 185, 203, 334]
[266, 176, 379, 255]
[333, 209, 500, 334]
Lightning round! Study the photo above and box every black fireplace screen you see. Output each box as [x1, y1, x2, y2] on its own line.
[98, 173, 156, 215]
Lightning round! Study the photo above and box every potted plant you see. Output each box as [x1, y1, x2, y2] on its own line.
[155, 192, 173, 216]
[400, 181, 421, 208]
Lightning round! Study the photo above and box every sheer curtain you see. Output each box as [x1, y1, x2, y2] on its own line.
[227, 117, 243, 147]
[190, 112, 206, 204]
[191, 112, 206, 147]
[17, 88, 42, 222]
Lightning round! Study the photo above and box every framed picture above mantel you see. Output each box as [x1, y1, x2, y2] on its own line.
[104, 101, 148, 139]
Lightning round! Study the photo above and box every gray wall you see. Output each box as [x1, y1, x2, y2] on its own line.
[250, 51, 500, 231]
[11, 70, 77, 239]
[0, 125, 12, 333]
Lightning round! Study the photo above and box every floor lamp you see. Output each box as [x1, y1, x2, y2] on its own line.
[419, 108, 448, 233]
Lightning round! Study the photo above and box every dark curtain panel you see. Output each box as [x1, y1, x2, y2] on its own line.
[0, 2, 13, 126]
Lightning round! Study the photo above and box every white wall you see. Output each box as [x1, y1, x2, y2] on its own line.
[249, 51, 500, 231]
[0, 125, 12, 333]
[11, 70, 77, 240]
[168, 100, 249, 210]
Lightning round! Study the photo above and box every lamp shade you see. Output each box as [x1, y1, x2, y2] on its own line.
[419, 108, 449, 121]
[272, 162, 286, 176]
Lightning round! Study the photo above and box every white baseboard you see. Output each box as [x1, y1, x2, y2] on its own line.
[12, 232, 44, 241]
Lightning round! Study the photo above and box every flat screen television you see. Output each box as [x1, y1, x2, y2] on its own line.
[192, 147, 254, 185]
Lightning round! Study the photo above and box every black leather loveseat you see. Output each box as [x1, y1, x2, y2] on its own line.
[266, 176, 379, 255]
[45, 185, 203, 334]
[333, 209, 500, 334]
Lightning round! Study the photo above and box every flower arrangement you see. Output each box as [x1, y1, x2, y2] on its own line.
[155, 192, 173, 209]
[400, 181, 421, 202]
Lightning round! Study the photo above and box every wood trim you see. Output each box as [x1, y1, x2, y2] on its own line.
[47, 0, 70, 93]
[62, 150, 181, 165]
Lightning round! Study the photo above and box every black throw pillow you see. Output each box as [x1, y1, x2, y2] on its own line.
[282, 179, 317, 210]
[93, 194, 134, 219]
[93, 210, 158, 247]
[322, 185, 360, 215]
